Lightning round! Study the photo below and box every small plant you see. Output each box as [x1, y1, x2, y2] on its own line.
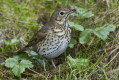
[4, 38, 20, 46]
[67, 56, 89, 68]
[1, 38, 20, 52]
[68, 7, 116, 48]
[72, 7, 94, 19]
[79, 24, 116, 44]
[4, 55, 33, 77]
[2, 38, 33, 77]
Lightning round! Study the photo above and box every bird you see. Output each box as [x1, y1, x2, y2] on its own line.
[18, 6, 76, 70]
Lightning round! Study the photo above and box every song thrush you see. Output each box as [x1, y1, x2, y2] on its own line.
[18, 6, 76, 70]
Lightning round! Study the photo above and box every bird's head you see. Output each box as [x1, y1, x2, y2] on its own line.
[50, 6, 76, 25]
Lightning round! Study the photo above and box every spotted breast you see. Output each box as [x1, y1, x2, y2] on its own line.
[36, 26, 71, 59]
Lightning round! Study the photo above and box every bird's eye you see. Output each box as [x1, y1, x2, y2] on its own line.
[60, 12, 64, 15]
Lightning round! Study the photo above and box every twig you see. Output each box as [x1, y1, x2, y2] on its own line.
[107, 52, 119, 65]
[1, 16, 40, 26]
[108, 46, 119, 57]
[28, 68, 42, 75]
[107, 68, 119, 74]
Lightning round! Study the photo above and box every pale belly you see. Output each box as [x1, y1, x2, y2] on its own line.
[36, 35, 70, 59]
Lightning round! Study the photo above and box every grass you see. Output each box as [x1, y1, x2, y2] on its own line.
[0, 0, 119, 80]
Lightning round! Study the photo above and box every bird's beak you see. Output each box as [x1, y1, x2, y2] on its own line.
[69, 5, 76, 13]
[71, 8, 76, 12]
[70, 8, 76, 12]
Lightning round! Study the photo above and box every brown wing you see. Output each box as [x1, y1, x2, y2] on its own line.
[18, 22, 51, 53]
[25, 31, 46, 47]
[25, 22, 51, 47]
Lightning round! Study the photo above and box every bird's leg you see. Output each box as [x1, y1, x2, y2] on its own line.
[35, 58, 47, 71]
[51, 59, 56, 69]
[43, 60, 46, 71]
